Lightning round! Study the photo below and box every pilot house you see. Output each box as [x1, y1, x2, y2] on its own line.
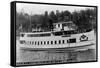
[53, 21, 77, 31]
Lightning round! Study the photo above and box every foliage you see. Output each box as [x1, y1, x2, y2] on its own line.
[16, 8, 96, 32]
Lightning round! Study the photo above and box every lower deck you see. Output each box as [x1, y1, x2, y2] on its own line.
[20, 40, 95, 51]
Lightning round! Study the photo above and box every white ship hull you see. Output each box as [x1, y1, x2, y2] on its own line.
[20, 40, 95, 51]
[19, 30, 96, 51]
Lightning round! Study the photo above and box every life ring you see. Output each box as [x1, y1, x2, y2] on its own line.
[80, 34, 88, 41]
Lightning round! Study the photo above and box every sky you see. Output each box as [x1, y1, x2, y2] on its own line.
[16, 3, 95, 15]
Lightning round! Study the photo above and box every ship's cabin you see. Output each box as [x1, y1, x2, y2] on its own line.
[20, 28, 92, 38]
[53, 21, 77, 31]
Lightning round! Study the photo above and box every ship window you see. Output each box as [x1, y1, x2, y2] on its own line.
[31, 41, 32, 44]
[51, 41, 53, 44]
[27, 33, 51, 37]
[59, 40, 61, 44]
[58, 24, 60, 27]
[20, 34, 25, 37]
[67, 40, 69, 43]
[30, 41, 31, 44]
[67, 38, 76, 43]
[32, 41, 34, 45]
[86, 29, 92, 32]
[41, 41, 42, 45]
[53, 32, 63, 36]
[40, 33, 51, 36]
[35, 41, 36, 45]
[44, 41, 46, 45]
[55, 41, 57, 44]
[47, 41, 49, 44]
[62, 40, 64, 44]
[64, 30, 76, 35]
[38, 41, 39, 45]
[20, 40, 25, 44]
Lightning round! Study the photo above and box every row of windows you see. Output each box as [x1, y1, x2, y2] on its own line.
[20, 40, 69, 45]
[25, 29, 92, 37]
[20, 38, 76, 45]
[27, 33, 51, 37]
[31, 40, 65, 45]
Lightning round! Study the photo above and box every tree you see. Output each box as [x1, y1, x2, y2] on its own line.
[58, 11, 64, 22]
[72, 9, 95, 30]
[56, 10, 60, 22]
[49, 11, 57, 23]
[63, 10, 72, 21]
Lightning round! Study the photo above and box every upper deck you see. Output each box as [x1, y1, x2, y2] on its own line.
[19, 28, 93, 38]
[19, 21, 93, 38]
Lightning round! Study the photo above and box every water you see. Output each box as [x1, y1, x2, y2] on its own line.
[16, 34, 96, 65]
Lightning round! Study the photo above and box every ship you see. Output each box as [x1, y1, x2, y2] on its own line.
[19, 21, 96, 51]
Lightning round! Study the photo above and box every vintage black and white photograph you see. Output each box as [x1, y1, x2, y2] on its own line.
[15, 2, 97, 66]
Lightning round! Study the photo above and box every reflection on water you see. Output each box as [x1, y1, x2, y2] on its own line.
[17, 46, 96, 63]
[17, 50, 69, 62]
